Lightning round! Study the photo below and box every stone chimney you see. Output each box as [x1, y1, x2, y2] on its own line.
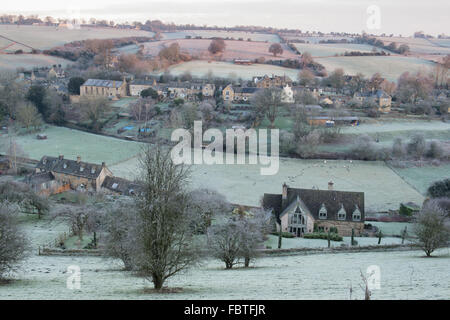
[282, 182, 288, 200]
[76, 156, 81, 163]
[328, 181, 334, 191]
[58, 155, 64, 160]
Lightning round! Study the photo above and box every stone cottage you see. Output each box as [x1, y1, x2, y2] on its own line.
[263, 183, 365, 237]
[32, 155, 113, 194]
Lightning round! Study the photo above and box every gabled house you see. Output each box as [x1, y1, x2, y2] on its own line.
[32, 155, 113, 194]
[202, 83, 216, 97]
[354, 89, 392, 112]
[281, 84, 294, 103]
[263, 183, 365, 237]
[222, 84, 235, 102]
[47, 65, 66, 79]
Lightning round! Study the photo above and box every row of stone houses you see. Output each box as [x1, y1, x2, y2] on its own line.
[28, 155, 142, 196]
[128, 79, 215, 100]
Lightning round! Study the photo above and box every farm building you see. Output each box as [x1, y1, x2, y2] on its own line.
[263, 183, 365, 237]
[308, 116, 359, 126]
[31, 155, 113, 194]
[234, 59, 253, 65]
[80, 79, 127, 100]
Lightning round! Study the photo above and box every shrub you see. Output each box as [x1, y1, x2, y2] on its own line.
[427, 179, 450, 198]
[399, 203, 415, 216]
[270, 231, 295, 238]
[303, 232, 343, 241]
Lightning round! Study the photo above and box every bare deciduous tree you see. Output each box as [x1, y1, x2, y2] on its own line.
[0, 202, 28, 280]
[207, 208, 271, 269]
[413, 200, 450, 257]
[251, 88, 283, 128]
[103, 200, 137, 270]
[131, 146, 202, 290]
[54, 204, 103, 241]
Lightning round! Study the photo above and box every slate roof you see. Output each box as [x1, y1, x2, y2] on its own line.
[234, 87, 259, 94]
[82, 79, 124, 88]
[263, 187, 364, 223]
[36, 156, 107, 179]
[102, 176, 143, 196]
[28, 172, 55, 185]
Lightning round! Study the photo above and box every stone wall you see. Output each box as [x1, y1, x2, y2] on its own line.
[314, 220, 365, 236]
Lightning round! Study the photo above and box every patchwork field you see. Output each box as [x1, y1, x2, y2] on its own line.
[293, 43, 387, 57]
[0, 25, 154, 51]
[143, 39, 298, 61]
[1, 126, 144, 166]
[155, 60, 300, 80]
[280, 35, 354, 44]
[0, 54, 72, 71]
[161, 30, 281, 43]
[315, 55, 434, 82]
[376, 36, 450, 55]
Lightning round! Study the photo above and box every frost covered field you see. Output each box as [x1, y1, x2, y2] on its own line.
[0, 54, 71, 71]
[0, 25, 154, 51]
[315, 56, 434, 82]
[110, 155, 424, 213]
[2, 248, 449, 300]
[293, 43, 387, 57]
[161, 30, 281, 43]
[153, 60, 300, 80]
[143, 39, 297, 61]
[3, 125, 144, 165]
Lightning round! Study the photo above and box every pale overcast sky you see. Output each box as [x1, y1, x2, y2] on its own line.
[2, 0, 449, 36]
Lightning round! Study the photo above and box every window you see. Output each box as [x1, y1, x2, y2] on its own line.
[337, 205, 346, 220]
[319, 203, 327, 219]
[353, 205, 361, 221]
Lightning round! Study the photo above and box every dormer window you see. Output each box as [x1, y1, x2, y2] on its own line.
[319, 204, 327, 219]
[353, 205, 361, 221]
[63, 163, 68, 169]
[337, 204, 346, 220]
[80, 167, 84, 172]
[91, 167, 96, 174]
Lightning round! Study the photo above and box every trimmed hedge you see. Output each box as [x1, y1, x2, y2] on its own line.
[271, 232, 295, 238]
[304, 232, 343, 241]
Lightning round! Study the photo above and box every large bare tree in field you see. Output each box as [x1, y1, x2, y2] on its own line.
[0, 203, 28, 280]
[413, 200, 450, 257]
[131, 146, 202, 290]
